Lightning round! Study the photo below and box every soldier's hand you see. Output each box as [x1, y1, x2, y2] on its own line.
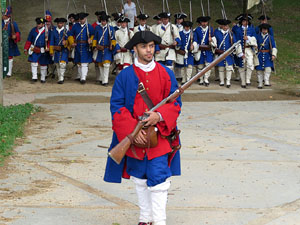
[117, 49, 121, 53]
[88, 38, 92, 44]
[142, 111, 160, 127]
[11, 34, 16, 40]
[190, 45, 194, 51]
[62, 40, 67, 46]
[272, 55, 276, 61]
[242, 54, 246, 59]
[173, 41, 178, 46]
[72, 43, 77, 47]
[209, 37, 212, 42]
[244, 36, 248, 40]
[134, 129, 147, 145]
[24, 51, 28, 56]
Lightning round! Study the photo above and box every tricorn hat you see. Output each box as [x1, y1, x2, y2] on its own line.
[35, 17, 47, 24]
[153, 15, 161, 20]
[54, 18, 68, 23]
[181, 21, 193, 28]
[174, 13, 187, 20]
[77, 12, 89, 20]
[259, 23, 272, 31]
[95, 11, 106, 16]
[258, 15, 271, 20]
[117, 16, 130, 23]
[124, 31, 161, 50]
[137, 13, 149, 20]
[196, 16, 211, 23]
[216, 19, 231, 25]
[158, 12, 171, 18]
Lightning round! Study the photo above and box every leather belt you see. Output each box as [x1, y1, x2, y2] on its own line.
[76, 40, 88, 44]
[259, 49, 270, 53]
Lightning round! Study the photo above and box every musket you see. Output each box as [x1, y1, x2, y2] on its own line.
[178, 0, 183, 13]
[83, 4, 92, 52]
[103, 0, 113, 50]
[189, 0, 192, 22]
[44, 0, 49, 51]
[72, 0, 78, 13]
[207, 0, 210, 17]
[136, 0, 143, 14]
[165, 0, 170, 13]
[8, 0, 16, 36]
[162, 0, 165, 12]
[189, 1, 194, 51]
[108, 40, 242, 165]
[101, 0, 104, 10]
[200, 0, 205, 16]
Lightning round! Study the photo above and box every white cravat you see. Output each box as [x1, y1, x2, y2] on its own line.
[134, 57, 156, 72]
[183, 29, 191, 35]
[56, 27, 64, 33]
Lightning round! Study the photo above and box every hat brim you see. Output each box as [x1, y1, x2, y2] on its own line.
[124, 31, 161, 50]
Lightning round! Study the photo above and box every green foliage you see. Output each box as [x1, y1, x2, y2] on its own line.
[0, 103, 39, 163]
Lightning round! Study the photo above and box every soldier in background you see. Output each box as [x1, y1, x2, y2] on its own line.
[114, 17, 134, 71]
[24, 18, 49, 83]
[133, 13, 152, 33]
[154, 12, 181, 72]
[50, 18, 69, 84]
[92, 13, 116, 86]
[111, 12, 123, 31]
[212, 18, 243, 88]
[45, 10, 56, 78]
[2, 6, 21, 78]
[255, 15, 274, 36]
[151, 14, 161, 32]
[68, 12, 95, 84]
[233, 14, 258, 88]
[175, 20, 197, 85]
[255, 23, 277, 88]
[193, 16, 214, 86]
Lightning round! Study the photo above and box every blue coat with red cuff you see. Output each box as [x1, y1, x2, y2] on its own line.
[2, 20, 21, 58]
[104, 62, 182, 183]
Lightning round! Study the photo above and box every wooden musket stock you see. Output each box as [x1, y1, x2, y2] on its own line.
[108, 41, 241, 164]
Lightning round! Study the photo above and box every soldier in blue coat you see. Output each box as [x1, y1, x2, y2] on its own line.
[212, 19, 243, 88]
[68, 12, 95, 84]
[233, 14, 258, 88]
[255, 23, 277, 88]
[24, 18, 49, 83]
[44, 10, 56, 78]
[255, 15, 274, 36]
[92, 14, 116, 86]
[50, 18, 69, 84]
[175, 21, 197, 85]
[2, 6, 21, 77]
[193, 16, 214, 86]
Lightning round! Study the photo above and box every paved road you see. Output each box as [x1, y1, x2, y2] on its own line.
[1, 91, 300, 225]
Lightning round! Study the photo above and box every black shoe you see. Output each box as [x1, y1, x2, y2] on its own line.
[219, 84, 224, 86]
[234, 78, 240, 81]
[31, 79, 38, 83]
[215, 78, 220, 81]
[226, 85, 231, 88]
[241, 85, 246, 88]
[264, 84, 271, 87]
[258, 86, 263, 89]
[176, 78, 182, 83]
[6, 75, 11, 78]
[41, 80, 46, 84]
[57, 80, 64, 84]
[80, 80, 86, 84]
[75, 78, 80, 81]
[95, 80, 101, 85]
[246, 83, 251, 86]
[102, 83, 109, 87]
[199, 82, 204, 86]
[204, 82, 209, 87]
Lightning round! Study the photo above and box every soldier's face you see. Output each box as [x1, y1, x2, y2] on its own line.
[176, 18, 183, 24]
[162, 18, 169, 25]
[157, 19, 162, 25]
[140, 19, 146, 26]
[222, 25, 229, 31]
[134, 41, 155, 64]
[121, 22, 127, 28]
[200, 21, 208, 27]
[242, 20, 248, 26]
[101, 20, 107, 26]
[184, 26, 190, 32]
[37, 23, 44, 29]
[69, 18, 75, 23]
[261, 28, 268, 35]
[80, 18, 86, 24]
[57, 22, 64, 29]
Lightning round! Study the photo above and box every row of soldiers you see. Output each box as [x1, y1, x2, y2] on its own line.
[3, 6, 277, 89]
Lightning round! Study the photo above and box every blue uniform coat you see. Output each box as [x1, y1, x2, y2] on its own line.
[50, 27, 69, 63]
[194, 26, 214, 65]
[255, 33, 276, 71]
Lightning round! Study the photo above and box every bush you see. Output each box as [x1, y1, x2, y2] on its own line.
[0, 103, 39, 163]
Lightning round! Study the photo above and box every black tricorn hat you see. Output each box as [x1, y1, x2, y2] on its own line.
[258, 15, 271, 20]
[196, 16, 211, 23]
[238, 13, 253, 21]
[68, 13, 76, 19]
[153, 15, 161, 20]
[137, 13, 149, 20]
[112, 12, 123, 21]
[117, 16, 130, 23]
[181, 21, 193, 28]
[124, 31, 161, 50]
[99, 14, 110, 21]
[77, 12, 89, 20]
[259, 23, 272, 31]
[54, 18, 67, 23]
[95, 11, 106, 16]
[158, 12, 171, 18]
[174, 13, 187, 19]
[35, 17, 47, 24]
[216, 19, 231, 25]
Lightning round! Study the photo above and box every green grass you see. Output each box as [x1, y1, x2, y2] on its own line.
[0, 103, 40, 164]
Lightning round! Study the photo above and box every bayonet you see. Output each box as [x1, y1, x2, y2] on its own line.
[136, 0, 143, 14]
[207, 0, 210, 17]
[189, 0, 192, 22]
[162, 0, 165, 12]
[165, 0, 170, 13]
[179, 0, 183, 13]
[72, 0, 78, 13]
[221, 0, 227, 20]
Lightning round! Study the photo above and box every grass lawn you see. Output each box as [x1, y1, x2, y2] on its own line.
[0, 103, 39, 164]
